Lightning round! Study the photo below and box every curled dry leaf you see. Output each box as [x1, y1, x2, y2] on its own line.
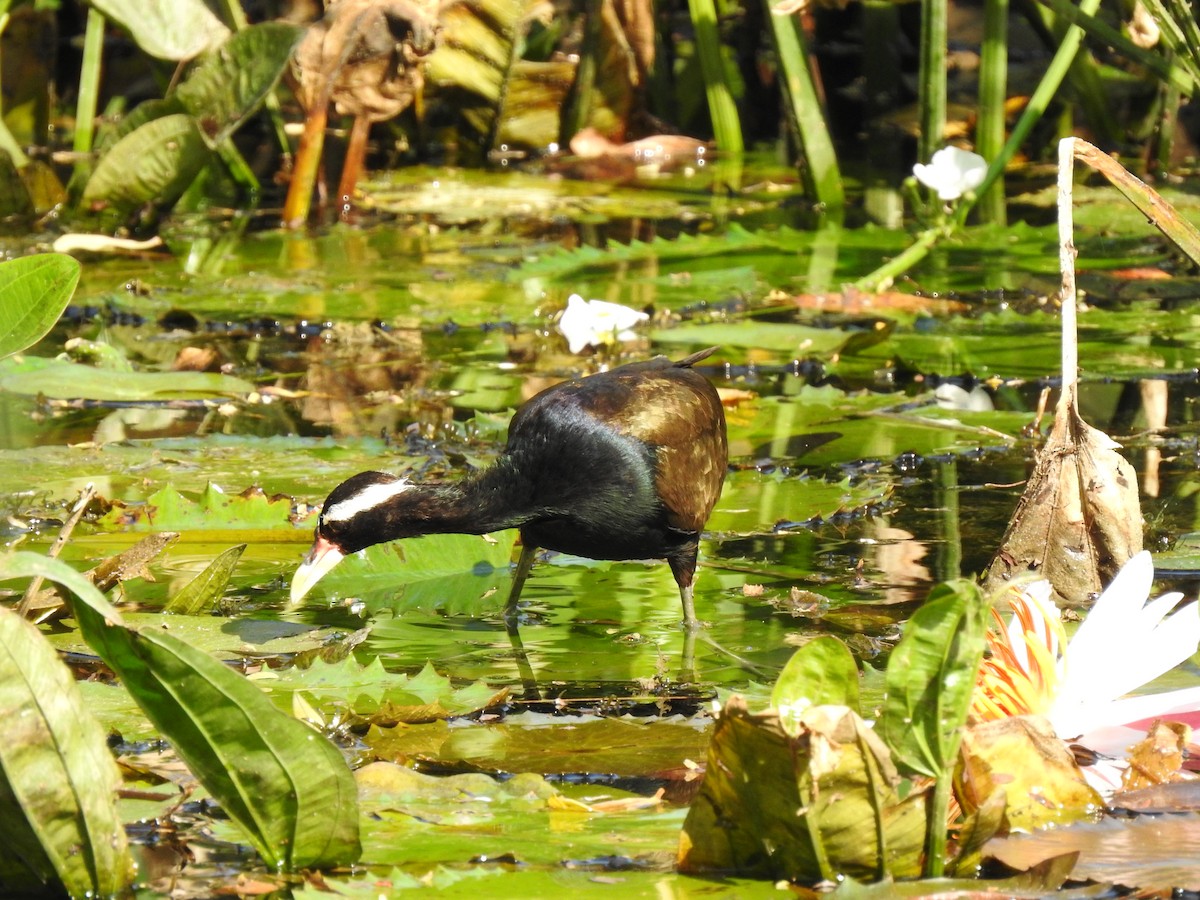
[983, 398, 1142, 606]
[1121, 720, 1193, 792]
[678, 696, 926, 881]
[290, 0, 439, 121]
[958, 715, 1102, 834]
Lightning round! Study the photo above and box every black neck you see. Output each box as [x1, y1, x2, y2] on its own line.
[390, 458, 538, 536]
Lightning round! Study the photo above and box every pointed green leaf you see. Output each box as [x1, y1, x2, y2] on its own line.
[175, 23, 303, 147]
[0, 254, 80, 359]
[0, 552, 360, 872]
[82, 113, 210, 213]
[0, 575, 131, 896]
[164, 544, 245, 614]
[876, 580, 989, 778]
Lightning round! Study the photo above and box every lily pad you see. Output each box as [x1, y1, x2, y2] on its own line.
[0, 356, 251, 400]
[253, 658, 509, 722]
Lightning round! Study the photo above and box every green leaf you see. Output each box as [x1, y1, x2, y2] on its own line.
[89, 0, 230, 61]
[0, 254, 80, 359]
[175, 23, 304, 147]
[258, 658, 508, 723]
[0, 601, 132, 897]
[0, 356, 252, 400]
[772, 636, 860, 733]
[876, 580, 989, 778]
[82, 113, 210, 213]
[322, 531, 519, 612]
[0, 552, 361, 871]
[164, 543, 245, 614]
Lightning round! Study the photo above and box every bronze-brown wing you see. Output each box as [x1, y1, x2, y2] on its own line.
[606, 370, 728, 535]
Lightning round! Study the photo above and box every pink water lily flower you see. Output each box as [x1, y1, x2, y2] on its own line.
[913, 147, 988, 201]
[973, 551, 1200, 790]
[557, 294, 649, 354]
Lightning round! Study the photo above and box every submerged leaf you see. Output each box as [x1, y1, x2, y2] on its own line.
[100, 484, 302, 531]
[256, 658, 508, 723]
[164, 544, 245, 614]
[0, 356, 251, 400]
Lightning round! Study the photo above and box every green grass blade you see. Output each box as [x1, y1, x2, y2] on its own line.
[687, 0, 744, 155]
[975, 0, 1008, 225]
[767, 6, 843, 212]
[917, 0, 947, 165]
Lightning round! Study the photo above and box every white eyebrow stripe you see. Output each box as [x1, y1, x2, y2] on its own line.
[323, 479, 412, 522]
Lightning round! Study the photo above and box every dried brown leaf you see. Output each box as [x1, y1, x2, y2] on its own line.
[982, 399, 1142, 607]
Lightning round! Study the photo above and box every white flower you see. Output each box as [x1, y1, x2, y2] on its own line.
[975, 551, 1200, 747]
[1049, 551, 1200, 742]
[557, 294, 648, 354]
[912, 147, 988, 201]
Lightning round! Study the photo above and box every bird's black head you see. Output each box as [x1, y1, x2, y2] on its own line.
[315, 470, 413, 554]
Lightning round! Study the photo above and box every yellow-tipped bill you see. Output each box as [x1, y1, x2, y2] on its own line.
[290, 535, 345, 604]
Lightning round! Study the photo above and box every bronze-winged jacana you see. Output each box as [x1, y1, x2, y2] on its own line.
[290, 347, 728, 625]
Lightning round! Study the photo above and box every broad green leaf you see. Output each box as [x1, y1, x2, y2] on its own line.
[321, 531, 519, 611]
[164, 543, 245, 614]
[0, 254, 80, 359]
[175, 23, 303, 147]
[875, 580, 989, 778]
[0, 601, 132, 897]
[0, 552, 360, 871]
[772, 636, 860, 733]
[90, 0, 229, 61]
[94, 97, 186, 154]
[82, 113, 210, 213]
[0, 356, 252, 400]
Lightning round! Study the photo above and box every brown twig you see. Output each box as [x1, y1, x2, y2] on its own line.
[17, 482, 96, 617]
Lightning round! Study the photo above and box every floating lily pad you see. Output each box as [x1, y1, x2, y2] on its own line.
[0, 356, 251, 400]
[254, 658, 508, 722]
[98, 483, 304, 532]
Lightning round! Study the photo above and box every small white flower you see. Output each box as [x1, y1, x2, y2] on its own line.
[912, 147, 988, 201]
[557, 294, 648, 354]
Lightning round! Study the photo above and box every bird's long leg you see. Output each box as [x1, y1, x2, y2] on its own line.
[502, 541, 541, 699]
[504, 613, 541, 700]
[505, 541, 538, 620]
[669, 547, 701, 629]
